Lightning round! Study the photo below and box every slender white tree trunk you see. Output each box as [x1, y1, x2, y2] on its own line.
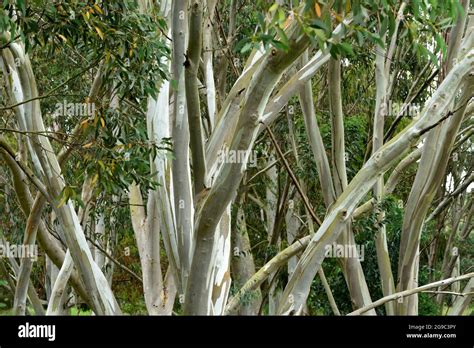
[2, 41, 120, 315]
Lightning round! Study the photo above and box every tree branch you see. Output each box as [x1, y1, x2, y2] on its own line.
[348, 272, 474, 315]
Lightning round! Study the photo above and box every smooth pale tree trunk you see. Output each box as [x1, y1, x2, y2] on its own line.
[368, 4, 406, 314]
[216, 0, 237, 107]
[94, 214, 115, 287]
[427, 175, 474, 222]
[396, 0, 470, 315]
[46, 87, 119, 314]
[348, 273, 474, 316]
[264, 154, 282, 314]
[47, 250, 73, 315]
[1, 44, 114, 312]
[225, 234, 311, 315]
[328, 57, 375, 314]
[134, 0, 184, 314]
[0, 237, 44, 315]
[450, 256, 460, 303]
[318, 267, 341, 316]
[171, 0, 194, 294]
[45, 255, 59, 301]
[296, 50, 375, 314]
[448, 277, 474, 315]
[277, 41, 474, 314]
[265, 159, 278, 243]
[0, 143, 92, 307]
[210, 205, 232, 314]
[286, 194, 302, 280]
[12, 194, 45, 315]
[230, 194, 262, 315]
[149, 0, 180, 313]
[185, 19, 310, 313]
[351, 145, 425, 219]
[372, 33, 394, 316]
[4, 45, 101, 315]
[257, 17, 353, 135]
[435, 197, 471, 306]
[136, 0, 180, 315]
[129, 185, 177, 314]
[205, 47, 267, 178]
[397, 74, 472, 315]
[206, 11, 330, 176]
[287, 188, 339, 315]
[2, 41, 120, 315]
[94, 217, 106, 276]
[298, 52, 334, 205]
[203, 0, 218, 130]
[185, 0, 207, 194]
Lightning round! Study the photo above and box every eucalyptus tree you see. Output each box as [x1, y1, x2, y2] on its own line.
[1, 0, 169, 314]
[0, 0, 472, 317]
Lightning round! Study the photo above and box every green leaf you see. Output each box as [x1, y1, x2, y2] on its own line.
[270, 39, 288, 52]
[269, 3, 279, 12]
[329, 44, 340, 59]
[310, 19, 330, 33]
[369, 33, 385, 48]
[339, 42, 354, 56]
[380, 17, 388, 37]
[275, 26, 289, 47]
[240, 42, 253, 53]
[314, 28, 327, 41]
[453, 0, 465, 19]
[434, 33, 446, 57]
[412, 0, 421, 18]
[356, 30, 365, 45]
[234, 37, 250, 52]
